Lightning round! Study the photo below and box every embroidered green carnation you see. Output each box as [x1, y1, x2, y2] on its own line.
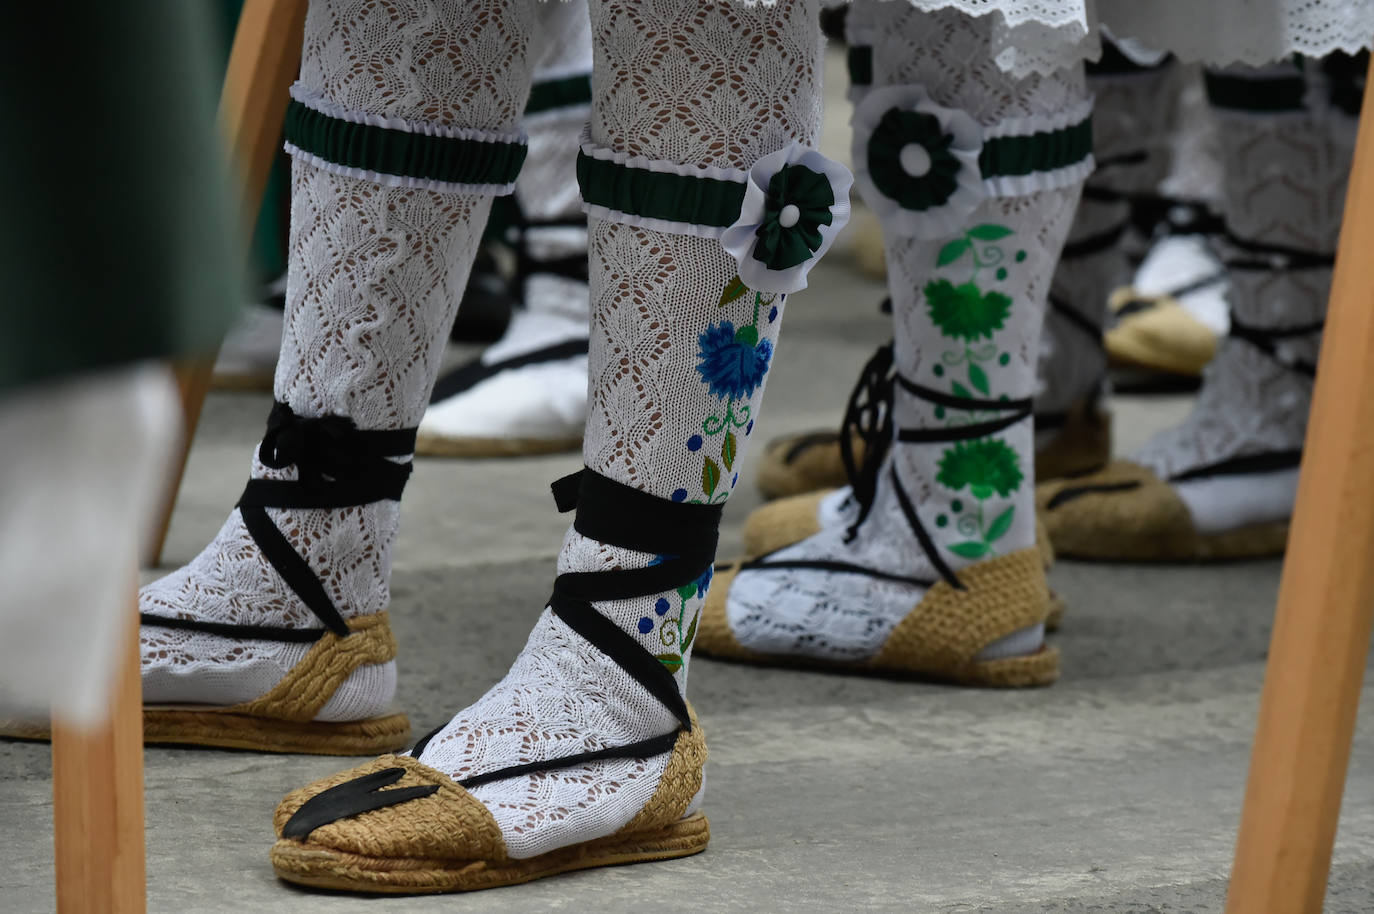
[936, 438, 1023, 499]
[924, 279, 1011, 342]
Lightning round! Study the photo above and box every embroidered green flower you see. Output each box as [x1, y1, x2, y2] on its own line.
[924, 279, 1011, 342]
[867, 109, 964, 213]
[936, 438, 1023, 499]
[751, 164, 836, 271]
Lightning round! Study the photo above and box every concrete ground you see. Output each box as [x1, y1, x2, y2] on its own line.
[6, 50, 1374, 914]
[5, 254, 1374, 913]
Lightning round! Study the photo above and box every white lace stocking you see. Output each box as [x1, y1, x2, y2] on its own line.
[1038, 55, 1179, 423]
[141, 0, 533, 718]
[728, 6, 1084, 661]
[1133, 73, 1356, 486]
[423, 1, 594, 439]
[414, 0, 823, 858]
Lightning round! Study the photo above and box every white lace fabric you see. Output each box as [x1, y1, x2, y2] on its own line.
[411, 0, 826, 858]
[1038, 57, 1179, 419]
[1132, 86, 1356, 480]
[140, 0, 532, 715]
[846, 1, 1374, 73]
[729, 8, 1084, 660]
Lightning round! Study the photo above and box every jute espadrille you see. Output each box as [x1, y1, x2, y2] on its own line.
[1036, 458, 1290, 560]
[697, 548, 1057, 686]
[269, 708, 709, 893]
[1035, 397, 1113, 481]
[0, 612, 412, 755]
[739, 495, 1065, 631]
[1105, 290, 1218, 379]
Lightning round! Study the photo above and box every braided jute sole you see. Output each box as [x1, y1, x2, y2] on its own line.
[0, 711, 411, 756]
[270, 707, 709, 894]
[414, 430, 582, 458]
[739, 495, 1065, 633]
[271, 812, 709, 894]
[0, 612, 411, 755]
[1037, 459, 1290, 561]
[697, 548, 1058, 687]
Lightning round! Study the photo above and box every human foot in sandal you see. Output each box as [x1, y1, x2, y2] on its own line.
[1038, 60, 1356, 561]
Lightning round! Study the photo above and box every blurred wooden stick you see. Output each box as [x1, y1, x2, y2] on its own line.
[1226, 51, 1374, 914]
[143, 0, 308, 567]
[52, 592, 145, 914]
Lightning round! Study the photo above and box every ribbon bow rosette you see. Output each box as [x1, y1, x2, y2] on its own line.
[853, 85, 985, 239]
[721, 142, 853, 294]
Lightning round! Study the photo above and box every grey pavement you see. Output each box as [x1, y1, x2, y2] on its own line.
[5, 255, 1374, 913]
[5, 47, 1374, 910]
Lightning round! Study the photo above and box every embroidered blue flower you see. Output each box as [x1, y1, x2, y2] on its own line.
[695, 321, 773, 400]
[696, 565, 714, 598]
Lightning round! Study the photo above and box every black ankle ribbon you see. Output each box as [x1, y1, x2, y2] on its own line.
[401, 468, 721, 795]
[748, 343, 1032, 592]
[141, 402, 418, 642]
[837, 343, 896, 536]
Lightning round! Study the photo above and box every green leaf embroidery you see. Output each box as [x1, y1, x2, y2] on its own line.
[985, 506, 1015, 543]
[924, 280, 1012, 342]
[682, 609, 699, 654]
[702, 456, 721, 496]
[655, 652, 684, 671]
[968, 361, 989, 396]
[718, 275, 749, 307]
[734, 324, 759, 346]
[677, 583, 698, 600]
[936, 439, 1024, 498]
[722, 431, 737, 471]
[967, 224, 1014, 240]
[948, 541, 990, 559]
[951, 381, 973, 399]
[936, 238, 970, 267]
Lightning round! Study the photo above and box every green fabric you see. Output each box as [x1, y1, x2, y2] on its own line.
[1204, 70, 1306, 112]
[285, 100, 528, 187]
[526, 74, 592, 116]
[978, 116, 1093, 179]
[847, 46, 872, 87]
[576, 152, 747, 228]
[867, 109, 962, 212]
[0, 2, 243, 394]
[751, 164, 834, 270]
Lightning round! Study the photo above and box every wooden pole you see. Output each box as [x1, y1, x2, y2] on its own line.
[1226, 53, 1374, 914]
[143, 0, 308, 567]
[51, 595, 146, 914]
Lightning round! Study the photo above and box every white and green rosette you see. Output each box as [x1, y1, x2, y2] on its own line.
[576, 130, 853, 293]
[853, 85, 1094, 239]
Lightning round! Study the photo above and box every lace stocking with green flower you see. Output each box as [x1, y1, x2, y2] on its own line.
[925, 224, 1027, 408]
[676, 275, 779, 506]
[923, 224, 1028, 559]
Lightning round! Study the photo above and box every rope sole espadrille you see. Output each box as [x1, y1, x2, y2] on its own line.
[756, 428, 865, 500]
[0, 611, 412, 755]
[1105, 290, 1218, 379]
[739, 494, 1065, 631]
[696, 547, 1058, 687]
[1036, 458, 1290, 560]
[1034, 398, 1112, 481]
[270, 705, 710, 893]
[414, 430, 583, 458]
